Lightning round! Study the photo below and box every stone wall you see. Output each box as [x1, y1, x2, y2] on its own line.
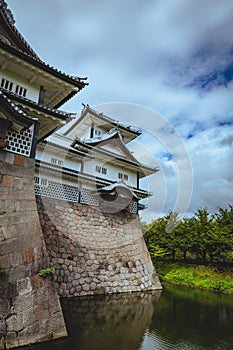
[37, 196, 162, 297]
[0, 151, 67, 349]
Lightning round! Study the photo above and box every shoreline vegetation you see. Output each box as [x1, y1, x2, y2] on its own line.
[142, 206, 233, 294]
[155, 262, 233, 294]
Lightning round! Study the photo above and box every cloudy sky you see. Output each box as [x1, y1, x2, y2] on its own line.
[9, 0, 233, 221]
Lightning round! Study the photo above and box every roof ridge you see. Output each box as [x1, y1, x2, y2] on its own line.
[0, 40, 88, 86]
[0, 0, 40, 59]
[82, 104, 142, 135]
[0, 1, 88, 86]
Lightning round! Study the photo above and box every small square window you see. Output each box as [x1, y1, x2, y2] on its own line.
[94, 129, 101, 136]
[41, 178, 48, 186]
[1, 78, 14, 91]
[51, 157, 57, 165]
[15, 84, 27, 97]
[34, 177, 39, 184]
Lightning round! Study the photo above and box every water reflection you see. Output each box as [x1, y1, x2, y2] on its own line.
[142, 284, 233, 350]
[20, 284, 233, 350]
[22, 291, 161, 350]
[62, 291, 162, 350]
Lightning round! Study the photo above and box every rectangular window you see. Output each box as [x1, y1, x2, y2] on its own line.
[40, 178, 48, 186]
[96, 165, 107, 175]
[1, 78, 13, 91]
[102, 167, 107, 175]
[58, 159, 63, 166]
[51, 157, 57, 165]
[34, 177, 39, 184]
[15, 84, 27, 97]
[118, 172, 128, 181]
[94, 129, 101, 136]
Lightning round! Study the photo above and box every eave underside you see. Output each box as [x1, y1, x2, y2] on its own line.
[0, 44, 87, 108]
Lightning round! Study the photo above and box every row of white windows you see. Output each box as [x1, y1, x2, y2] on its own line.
[35, 177, 47, 186]
[95, 165, 128, 180]
[35, 173, 129, 190]
[1, 78, 27, 97]
[48, 158, 129, 181]
[95, 165, 107, 174]
[118, 172, 129, 181]
[51, 157, 63, 166]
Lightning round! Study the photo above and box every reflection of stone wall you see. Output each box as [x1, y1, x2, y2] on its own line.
[61, 292, 162, 350]
[0, 151, 67, 349]
[37, 197, 162, 297]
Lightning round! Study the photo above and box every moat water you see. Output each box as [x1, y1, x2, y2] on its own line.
[24, 284, 233, 350]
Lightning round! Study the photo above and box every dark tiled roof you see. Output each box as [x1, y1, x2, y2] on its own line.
[0, 1, 88, 88]
[2, 89, 71, 120]
[0, 40, 88, 89]
[82, 104, 142, 136]
[0, 0, 39, 59]
[0, 89, 37, 126]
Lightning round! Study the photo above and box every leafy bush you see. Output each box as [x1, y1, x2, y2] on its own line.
[0, 265, 6, 274]
[39, 267, 55, 278]
[156, 262, 233, 293]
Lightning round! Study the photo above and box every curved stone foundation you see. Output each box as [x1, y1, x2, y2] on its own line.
[37, 196, 162, 297]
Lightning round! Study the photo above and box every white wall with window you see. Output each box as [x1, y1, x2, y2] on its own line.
[36, 148, 82, 172]
[0, 71, 40, 102]
[83, 159, 137, 187]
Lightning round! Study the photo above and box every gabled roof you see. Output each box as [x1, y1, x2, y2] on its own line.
[84, 128, 140, 163]
[71, 136, 158, 179]
[64, 105, 142, 143]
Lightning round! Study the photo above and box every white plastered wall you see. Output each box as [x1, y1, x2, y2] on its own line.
[0, 70, 40, 102]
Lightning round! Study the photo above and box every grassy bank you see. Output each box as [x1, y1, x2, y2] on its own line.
[155, 262, 233, 293]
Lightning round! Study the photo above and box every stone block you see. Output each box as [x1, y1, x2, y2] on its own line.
[17, 277, 32, 296]
[5, 152, 14, 165]
[30, 275, 45, 290]
[1, 175, 14, 187]
[14, 154, 25, 167]
[5, 331, 19, 349]
[0, 337, 5, 350]
[6, 314, 24, 332]
[22, 248, 35, 264]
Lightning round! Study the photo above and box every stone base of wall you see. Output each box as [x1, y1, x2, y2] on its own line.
[37, 196, 162, 297]
[0, 151, 67, 349]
